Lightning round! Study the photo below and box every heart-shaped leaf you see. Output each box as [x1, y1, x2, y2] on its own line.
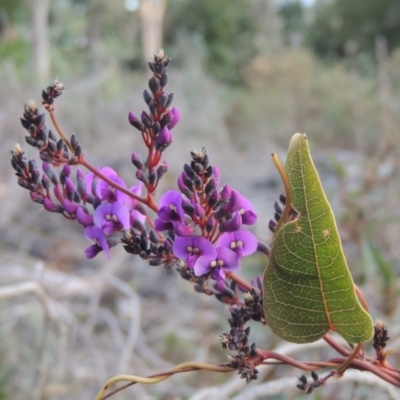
[263, 133, 373, 344]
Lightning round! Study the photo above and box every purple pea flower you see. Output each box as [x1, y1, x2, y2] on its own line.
[84, 225, 110, 259]
[94, 202, 130, 235]
[95, 167, 127, 203]
[124, 182, 147, 225]
[223, 190, 257, 225]
[216, 229, 258, 258]
[194, 246, 240, 281]
[155, 190, 186, 232]
[173, 236, 216, 268]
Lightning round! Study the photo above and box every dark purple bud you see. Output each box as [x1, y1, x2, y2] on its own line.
[149, 102, 157, 116]
[155, 126, 172, 151]
[274, 200, 282, 214]
[268, 220, 276, 233]
[194, 203, 205, 218]
[183, 163, 196, 180]
[148, 76, 160, 94]
[152, 121, 160, 136]
[194, 175, 202, 189]
[182, 200, 195, 217]
[131, 152, 146, 171]
[205, 178, 216, 196]
[25, 136, 37, 147]
[207, 189, 220, 208]
[168, 107, 180, 129]
[128, 111, 144, 131]
[178, 173, 188, 193]
[70, 133, 79, 150]
[148, 168, 157, 186]
[41, 174, 50, 190]
[165, 93, 174, 108]
[219, 212, 242, 232]
[156, 162, 168, 180]
[279, 193, 286, 205]
[160, 73, 168, 88]
[148, 61, 155, 72]
[38, 128, 48, 143]
[149, 258, 163, 266]
[141, 111, 153, 129]
[160, 111, 172, 127]
[193, 162, 204, 174]
[143, 89, 152, 106]
[182, 173, 194, 191]
[205, 216, 215, 233]
[74, 145, 82, 156]
[60, 164, 71, 184]
[47, 140, 57, 153]
[136, 170, 149, 184]
[159, 93, 168, 108]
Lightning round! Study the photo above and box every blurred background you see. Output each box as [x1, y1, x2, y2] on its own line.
[1, 0, 400, 398]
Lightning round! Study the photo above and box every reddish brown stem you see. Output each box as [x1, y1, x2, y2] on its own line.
[48, 110, 74, 152]
[226, 272, 257, 293]
[79, 158, 158, 213]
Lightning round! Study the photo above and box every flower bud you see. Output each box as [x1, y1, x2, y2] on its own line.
[168, 107, 180, 129]
[128, 111, 144, 131]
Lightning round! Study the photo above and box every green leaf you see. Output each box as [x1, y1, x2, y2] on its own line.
[263, 133, 374, 344]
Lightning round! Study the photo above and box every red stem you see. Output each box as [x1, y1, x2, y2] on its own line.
[79, 158, 158, 213]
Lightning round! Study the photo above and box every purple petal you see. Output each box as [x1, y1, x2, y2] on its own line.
[94, 202, 130, 231]
[172, 236, 216, 263]
[157, 190, 184, 222]
[219, 212, 242, 232]
[84, 225, 110, 259]
[217, 230, 258, 258]
[241, 209, 257, 225]
[215, 247, 240, 272]
[193, 256, 212, 276]
[223, 190, 243, 213]
[172, 221, 194, 236]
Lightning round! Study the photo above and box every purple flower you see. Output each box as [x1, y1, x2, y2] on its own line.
[95, 167, 127, 203]
[124, 183, 147, 225]
[223, 190, 257, 225]
[155, 190, 185, 231]
[216, 229, 258, 258]
[219, 212, 242, 232]
[84, 225, 110, 259]
[194, 247, 240, 281]
[173, 236, 216, 268]
[94, 202, 130, 235]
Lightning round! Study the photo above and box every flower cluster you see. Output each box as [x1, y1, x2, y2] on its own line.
[155, 148, 259, 281]
[11, 50, 261, 288]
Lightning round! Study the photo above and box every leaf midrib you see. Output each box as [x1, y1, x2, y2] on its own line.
[297, 143, 334, 331]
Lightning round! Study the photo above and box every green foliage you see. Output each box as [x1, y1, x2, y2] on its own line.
[307, 0, 400, 58]
[165, 0, 257, 83]
[263, 134, 374, 344]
